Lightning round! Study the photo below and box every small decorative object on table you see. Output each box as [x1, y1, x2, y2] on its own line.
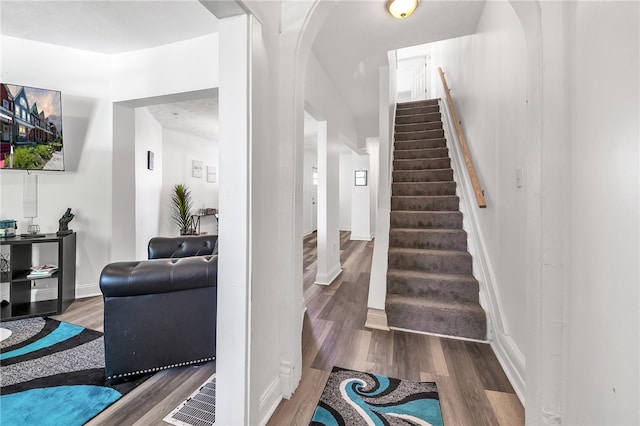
[57, 208, 75, 236]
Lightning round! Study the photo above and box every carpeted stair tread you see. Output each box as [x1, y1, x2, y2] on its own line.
[389, 228, 468, 251]
[387, 269, 479, 302]
[395, 129, 444, 141]
[397, 99, 440, 109]
[388, 247, 472, 274]
[395, 105, 440, 116]
[395, 112, 442, 125]
[395, 121, 444, 133]
[393, 157, 451, 171]
[385, 294, 487, 340]
[386, 98, 487, 341]
[392, 169, 454, 182]
[395, 139, 447, 150]
[392, 181, 456, 196]
[390, 211, 463, 229]
[393, 147, 449, 160]
[391, 195, 459, 212]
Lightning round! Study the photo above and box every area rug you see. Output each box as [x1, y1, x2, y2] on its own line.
[310, 366, 444, 426]
[0, 317, 150, 426]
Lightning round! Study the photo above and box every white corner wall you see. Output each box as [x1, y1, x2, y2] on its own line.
[135, 108, 163, 260]
[350, 151, 372, 240]
[427, 0, 528, 396]
[160, 128, 218, 238]
[0, 35, 112, 298]
[339, 152, 353, 231]
[565, 2, 639, 424]
[303, 147, 318, 235]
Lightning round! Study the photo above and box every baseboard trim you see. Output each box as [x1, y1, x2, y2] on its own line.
[365, 308, 389, 331]
[315, 263, 342, 286]
[491, 330, 525, 404]
[350, 233, 372, 241]
[279, 353, 302, 399]
[259, 376, 282, 426]
[76, 282, 101, 299]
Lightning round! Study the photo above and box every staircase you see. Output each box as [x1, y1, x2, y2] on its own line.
[385, 98, 487, 341]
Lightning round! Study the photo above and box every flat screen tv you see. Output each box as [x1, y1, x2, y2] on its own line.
[0, 83, 64, 171]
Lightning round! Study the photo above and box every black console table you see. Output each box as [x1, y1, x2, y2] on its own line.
[0, 233, 76, 320]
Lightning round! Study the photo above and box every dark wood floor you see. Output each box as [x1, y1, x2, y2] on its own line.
[54, 231, 523, 425]
[269, 232, 524, 426]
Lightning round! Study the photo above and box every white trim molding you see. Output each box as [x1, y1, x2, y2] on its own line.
[76, 282, 101, 299]
[259, 376, 282, 426]
[365, 308, 390, 331]
[315, 263, 342, 286]
[350, 233, 373, 241]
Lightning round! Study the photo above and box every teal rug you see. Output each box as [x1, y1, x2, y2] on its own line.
[0, 317, 149, 425]
[310, 366, 444, 426]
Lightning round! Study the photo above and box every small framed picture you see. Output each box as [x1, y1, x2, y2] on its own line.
[354, 170, 367, 186]
[192, 160, 203, 178]
[207, 166, 217, 183]
[147, 151, 154, 170]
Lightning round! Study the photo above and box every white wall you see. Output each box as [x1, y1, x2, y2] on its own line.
[303, 147, 318, 235]
[134, 108, 163, 260]
[427, 0, 528, 391]
[350, 151, 372, 240]
[339, 152, 352, 231]
[160, 128, 218, 238]
[0, 35, 112, 298]
[566, 2, 639, 424]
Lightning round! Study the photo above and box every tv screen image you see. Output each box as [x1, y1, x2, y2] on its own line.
[1, 83, 64, 171]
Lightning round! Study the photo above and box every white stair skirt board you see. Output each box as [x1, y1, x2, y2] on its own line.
[315, 263, 342, 286]
[164, 373, 216, 426]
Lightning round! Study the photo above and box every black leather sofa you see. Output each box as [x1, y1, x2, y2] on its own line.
[99, 235, 218, 382]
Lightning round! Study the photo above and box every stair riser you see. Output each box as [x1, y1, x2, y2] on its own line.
[387, 274, 479, 303]
[396, 105, 440, 116]
[395, 139, 447, 151]
[392, 182, 456, 197]
[395, 129, 444, 141]
[394, 158, 451, 171]
[385, 301, 486, 340]
[394, 147, 449, 160]
[393, 169, 453, 182]
[388, 250, 472, 274]
[389, 230, 467, 251]
[395, 122, 443, 133]
[391, 196, 459, 211]
[397, 99, 440, 109]
[390, 212, 463, 229]
[395, 113, 442, 125]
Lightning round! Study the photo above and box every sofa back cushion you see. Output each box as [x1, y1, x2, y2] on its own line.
[148, 235, 218, 259]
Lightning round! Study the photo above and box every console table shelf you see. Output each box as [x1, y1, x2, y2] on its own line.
[0, 233, 76, 321]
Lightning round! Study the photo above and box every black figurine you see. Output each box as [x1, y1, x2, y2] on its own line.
[57, 208, 75, 236]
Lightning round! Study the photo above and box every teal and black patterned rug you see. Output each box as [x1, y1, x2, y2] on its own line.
[0, 317, 149, 426]
[310, 366, 444, 426]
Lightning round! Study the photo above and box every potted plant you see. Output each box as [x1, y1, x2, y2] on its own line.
[171, 183, 195, 235]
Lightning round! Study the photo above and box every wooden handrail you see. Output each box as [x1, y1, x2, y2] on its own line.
[438, 67, 487, 208]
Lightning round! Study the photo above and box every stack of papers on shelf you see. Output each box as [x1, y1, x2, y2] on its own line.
[27, 264, 58, 279]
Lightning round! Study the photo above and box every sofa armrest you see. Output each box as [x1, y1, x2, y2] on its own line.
[148, 235, 218, 259]
[100, 255, 217, 297]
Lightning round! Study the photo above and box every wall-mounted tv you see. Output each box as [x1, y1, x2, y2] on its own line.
[0, 83, 64, 171]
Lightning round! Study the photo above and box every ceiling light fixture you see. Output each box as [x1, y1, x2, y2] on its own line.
[386, 0, 418, 19]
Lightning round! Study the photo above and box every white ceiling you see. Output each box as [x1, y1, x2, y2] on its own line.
[0, 1, 485, 142]
[0, 1, 219, 55]
[312, 0, 485, 138]
[146, 96, 219, 141]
